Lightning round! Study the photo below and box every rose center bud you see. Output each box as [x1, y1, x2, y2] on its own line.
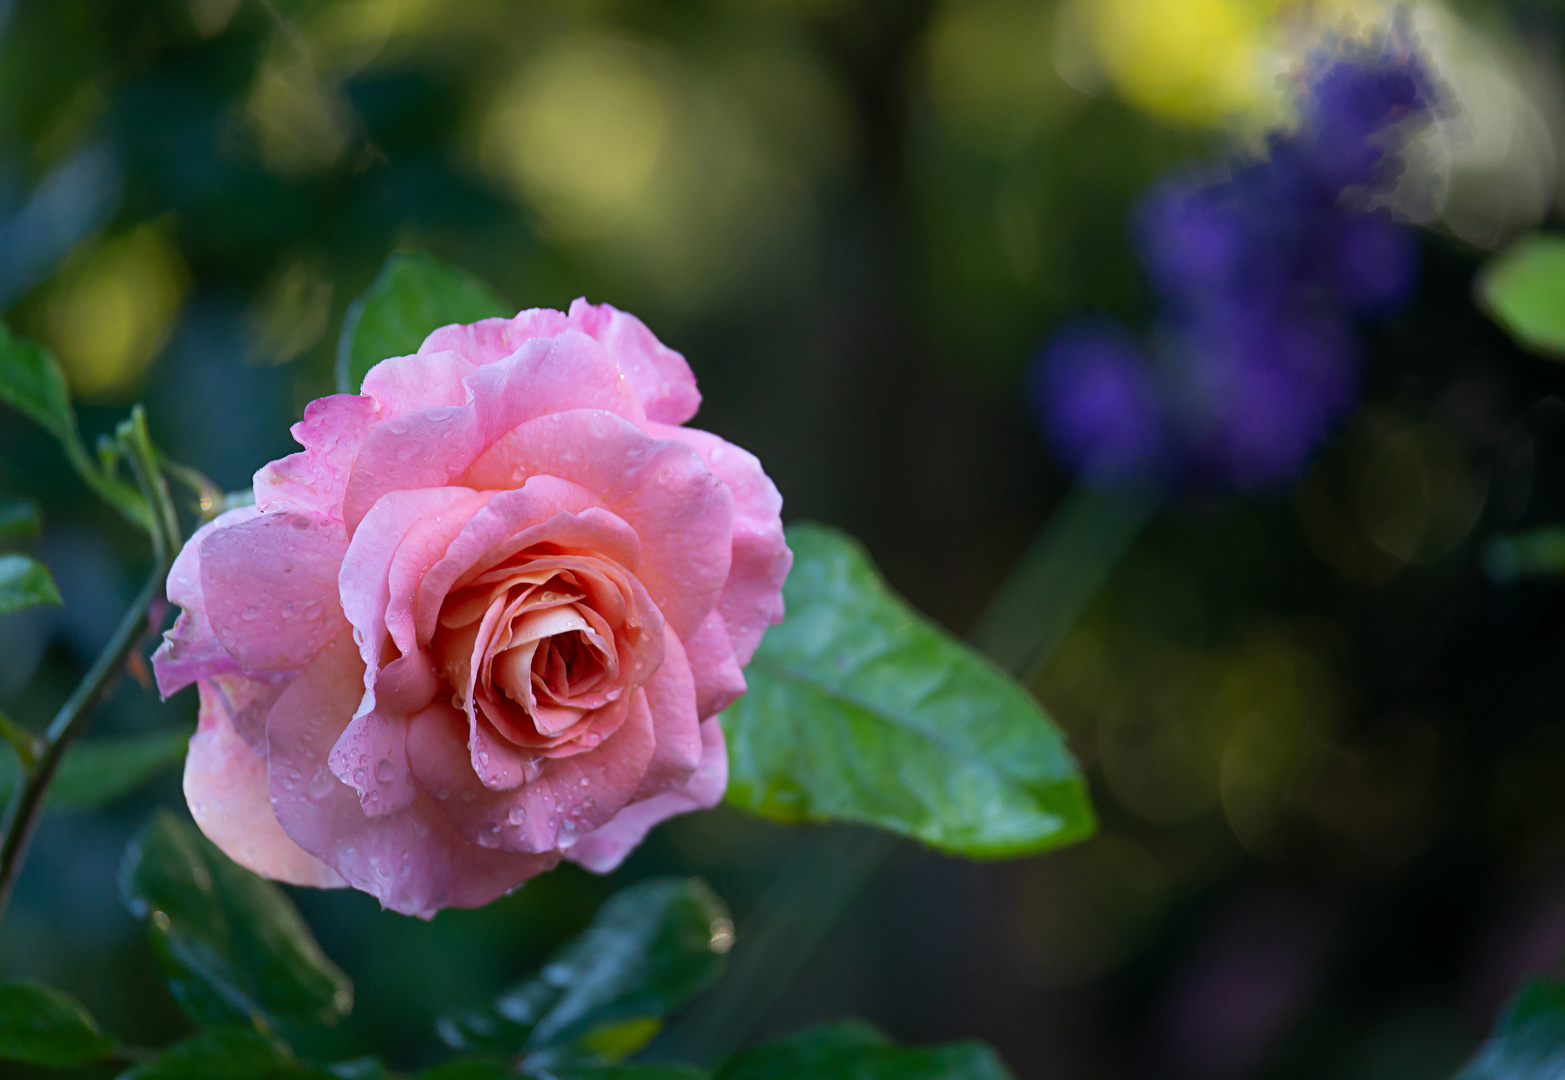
[431, 555, 625, 757]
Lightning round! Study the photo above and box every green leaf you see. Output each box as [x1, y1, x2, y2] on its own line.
[119, 809, 353, 1030]
[437, 878, 731, 1060]
[1483, 526, 1565, 584]
[714, 1021, 1015, 1080]
[119, 1027, 336, 1080]
[0, 723, 194, 812]
[1479, 233, 1565, 356]
[721, 523, 1095, 858]
[0, 322, 76, 445]
[337, 252, 510, 394]
[0, 552, 61, 613]
[417, 1061, 516, 1080]
[535, 1066, 709, 1080]
[0, 980, 116, 1066]
[1455, 977, 1565, 1079]
[0, 497, 40, 536]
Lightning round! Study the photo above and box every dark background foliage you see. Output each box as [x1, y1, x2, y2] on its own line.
[2, 1, 1564, 1077]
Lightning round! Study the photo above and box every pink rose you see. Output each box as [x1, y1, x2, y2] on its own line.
[153, 300, 790, 917]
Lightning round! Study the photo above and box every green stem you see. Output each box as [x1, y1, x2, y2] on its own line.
[0, 408, 178, 921]
[650, 480, 1163, 1064]
[0, 709, 39, 770]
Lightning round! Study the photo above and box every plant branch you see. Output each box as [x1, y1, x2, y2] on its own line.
[0, 409, 178, 921]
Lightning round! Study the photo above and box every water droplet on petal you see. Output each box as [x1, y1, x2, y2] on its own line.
[437, 787, 451, 800]
[579, 776, 590, 787]
[282, 602, 296, 619]
[396, 441, 423, 462]
[241, 605, 259, 621]
[508, 806, 527, 825]
[353, 767, 368, 787]
[375, 759, 395, 783]
[459, 789, 476, 803]
[307, 767, 337, 800]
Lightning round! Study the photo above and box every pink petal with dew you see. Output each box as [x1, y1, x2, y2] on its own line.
[567, 299, 701, 425]
[153, 505, 262, 697]
[339, 486, 489, 713]
[382, 489, 504, 660]
[341, 404, 484, 534]
[632, 627, 703, 800]
[419, 308, 572, 365]
[648, 422, 790, 665]
[201, 511, 350, 672]
[328, 708, 416, 817]
[681, 609, 747, 720]
[254, 394, 378, 520]
[465, 330, 645, 446]
[266, 631, 558, 918]
[566, 716, 729, 874]
[467, 410, 733, 640]
[186, 679, 344, 888]
[200, 670, 292, 750]
[360, 350, 477, 419]
[407, 692, 657, 856]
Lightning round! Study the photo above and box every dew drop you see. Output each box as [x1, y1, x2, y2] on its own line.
[241, 605, 259, 621]
[353, 767, 368, 787]
[307, 767, 337, 800]
[579, 776, 590, 787]
[459, 789, 476, 804]
[437, 786, 451, 800]
[368, 790, 379, 805]
[507, 806, 527, 825]
[396, 441, 423, 462]
[375, 758, 395, 783]
[282, 602, 296, 619]
[291, 515, 312, 531]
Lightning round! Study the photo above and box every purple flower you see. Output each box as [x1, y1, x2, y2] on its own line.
[1030, 323, 1167, 483]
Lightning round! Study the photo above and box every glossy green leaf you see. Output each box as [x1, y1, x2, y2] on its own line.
[336, 252, 510, 394]
[119, 1027, 336, 1080]
[0, 980, 116, 1066]
[0, 497, 40, 536]
[437, 878, 731, 1060]
[1455, 977, 1565, 1079]
[0, 552, 61, 613]
[119, 809, 353, 1030]
[721, 523, 1095, 858]
[1479, 234, 1565, 356]
[714, 1021, 1014, 1080]
[0, 322, 76, 445]
[0, 723, 193, 811]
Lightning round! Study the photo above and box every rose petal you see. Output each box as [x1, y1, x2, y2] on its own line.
[681, 609, 747, 720]
[201, 511, 350, 672]
[633, 627, 702, 800]
[341, 405, 485, 534]
[407, 691, 657, 855]
[360, 350, 477, 418]
[340, 486, 488, 714]
[649, 422, 790, 664]
[567, 299, 701, 425]
[418, 308, 572, 364]
[267, 631, 557, 918]
[565, 716, 729, 874]
[254, 394, 378, 520]
[467, 410, 733, 639]
[328, 708, 417, 817]
[185, 680, 344, 888]
[153, 506, 262, 697]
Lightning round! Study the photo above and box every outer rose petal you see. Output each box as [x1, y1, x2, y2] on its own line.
[633, 628, 703, 800]
[682, 609, 747, 720]
[267, 631, 557, 918]
[254, 395, 378, 520]
[567, 299, 700, 425]
[419, 308, 572, 365]
[153, 505, 261, 697]
[649, 422, 790, 665]
[467, 410, 733, 640]
[201, 511, 350, 672]
[186, 680, 344, 888]
[566, 717, 729, 874]
[360, 350, 477, 419]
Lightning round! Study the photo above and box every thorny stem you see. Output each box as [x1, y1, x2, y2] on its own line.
[650, 481, 1163, 1064]
[0, 407, 179, 922]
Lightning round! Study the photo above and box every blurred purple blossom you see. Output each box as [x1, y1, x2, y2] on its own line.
[1031, 37, 1433, 491]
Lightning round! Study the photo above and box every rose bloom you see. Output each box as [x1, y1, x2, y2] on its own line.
[152, 301, 790, 917]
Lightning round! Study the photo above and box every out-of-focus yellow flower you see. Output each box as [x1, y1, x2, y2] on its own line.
[33, 221, 189, 398]
[1088, 0, 1275, 126]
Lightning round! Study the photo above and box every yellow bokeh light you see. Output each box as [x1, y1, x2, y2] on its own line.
[34, 221, 189, 399]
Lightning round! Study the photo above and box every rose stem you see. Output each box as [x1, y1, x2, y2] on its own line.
[648, 481, 1163, 1064]
[0, 407, 179, 921]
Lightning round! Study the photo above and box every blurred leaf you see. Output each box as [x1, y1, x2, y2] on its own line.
[336, 252, 510, 394]
[0, 497, 40, 536]
[0, 723, 194, 811]
[417, 1061, 517, 1080]
[0, 553, 61, 613]
[1483, 526, 1565, 584]
[1455, 977, 1565, 1079]
[0, 980, 116, 1066]
[713, 1021, 1014, 1080]
[437, 878, 731, 1060]
[721, 523, 1095, 858]
[0, 321, 76, 445]
[1478, 234, 1565, 357]
[538, 1066, 709, 1080]
[119, 809, 353, 1030]
[119, 1027, 336, 1080]
[328, 1057, 392, 1079]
